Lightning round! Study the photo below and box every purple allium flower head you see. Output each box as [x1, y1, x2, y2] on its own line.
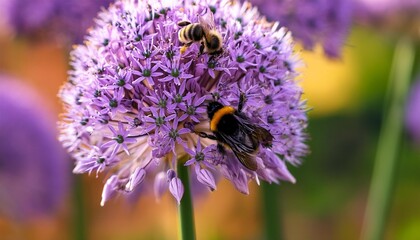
[0, 0, 113, 43]
[248, 0, 352, 58]
[406, 79, 420, 143]
[59, 0, 309, 206]
[0, 76, 68, 220]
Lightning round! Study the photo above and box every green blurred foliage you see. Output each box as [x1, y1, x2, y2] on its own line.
[351, 26, 394, 111]
[279, 26, 420, 240]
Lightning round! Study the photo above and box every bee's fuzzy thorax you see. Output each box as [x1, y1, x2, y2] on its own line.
[209, 105, 235, 131]
[207, 101, 224, 120]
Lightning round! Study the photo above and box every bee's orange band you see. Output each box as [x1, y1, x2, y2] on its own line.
[210, 106, 235, 131]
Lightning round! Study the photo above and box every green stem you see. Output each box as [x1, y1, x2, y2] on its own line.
[262, 182, 283, 240]
[73, 175, 87, 240]
[177, 157, 196, 240]
[361, 38, 414, 240]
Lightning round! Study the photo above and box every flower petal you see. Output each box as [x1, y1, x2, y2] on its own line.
[232, 170, 249, 195]
[169, 177, 184, 205]
[100, 175, 118, 206]
[197, 168, 217, 191]
[125, 168, 146, 192]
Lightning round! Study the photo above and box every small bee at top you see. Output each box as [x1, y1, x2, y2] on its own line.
[177, 9, 223, 55]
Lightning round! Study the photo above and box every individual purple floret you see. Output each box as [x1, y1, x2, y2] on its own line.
[59, 0, 309, 206]
[406, 79, 420, 143]
[0, 76, 68, 220]
[249, 0, 352, 58]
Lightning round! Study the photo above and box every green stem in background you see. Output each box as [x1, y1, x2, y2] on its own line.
[262, 182, 283, 240]
[73, 175, 87, 240]
[361, 38, 415, 240]
[177, 157, 196, 240]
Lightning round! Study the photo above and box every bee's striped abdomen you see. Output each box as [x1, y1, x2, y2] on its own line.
[178, 23, 204, 44]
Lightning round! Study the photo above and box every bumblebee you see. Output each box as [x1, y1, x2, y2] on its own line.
[198, 94, 273, 171]
[177, 9, 223, 55]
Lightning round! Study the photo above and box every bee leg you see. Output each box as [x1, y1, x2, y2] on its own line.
[208, 55, 214, 62]
[198, 132, 218, 140]
[238, 91, 247, 112]
[199, 42, 205, 55]
[180, 45, 188, 55]
[209, 48, 223, 56]
[183, 122, 218, 140]
[208, 54, 217, 63]
[217, 143, 226, 154]
[180, 42, 193, 55]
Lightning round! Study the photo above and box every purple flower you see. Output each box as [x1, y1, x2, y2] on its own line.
[184, 138, 218, 190]
[354, 0, 420, 18]
[354, 0, 420, 39]
[59, 0, 309, 206]
[160, 58, 194, 85]
[0, 0, 56, 35]
[52, 0, 114, 43]
[0, 76, 68, 220]
[102, 122, 137, 158]
[406, 79, 420, 143]
[0, 0, 113, 44]
[248, 0, 353, 58]
[169, 175, 184, 205]
[132, 58, 163, 86]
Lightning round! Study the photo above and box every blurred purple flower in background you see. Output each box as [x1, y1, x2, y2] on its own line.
[354, 0, 420, 39]
[58, 0, 308, 206]
[52, 0, 114, 44]
[354, 0, 420, 18]
[0, 0, 56, 34]
[0, 0, 113, 44]
[248, 0, 353, 58]
[0, 76, 68, 221]
[406, 78, 420, 144]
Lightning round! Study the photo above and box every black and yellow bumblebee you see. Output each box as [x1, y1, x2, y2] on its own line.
[177, 9, 223, 55]
[198, 94, 273, 171]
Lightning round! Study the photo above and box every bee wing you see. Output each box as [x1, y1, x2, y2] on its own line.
[219, 131, 258, 171]
[253, 126, 274, 147]
[220, 118, 259, 152]
[216, 115, 260, 171]
[233, 150, 258, 171]
[198, 9, 216, 31]
[235, 112, 273, 147]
